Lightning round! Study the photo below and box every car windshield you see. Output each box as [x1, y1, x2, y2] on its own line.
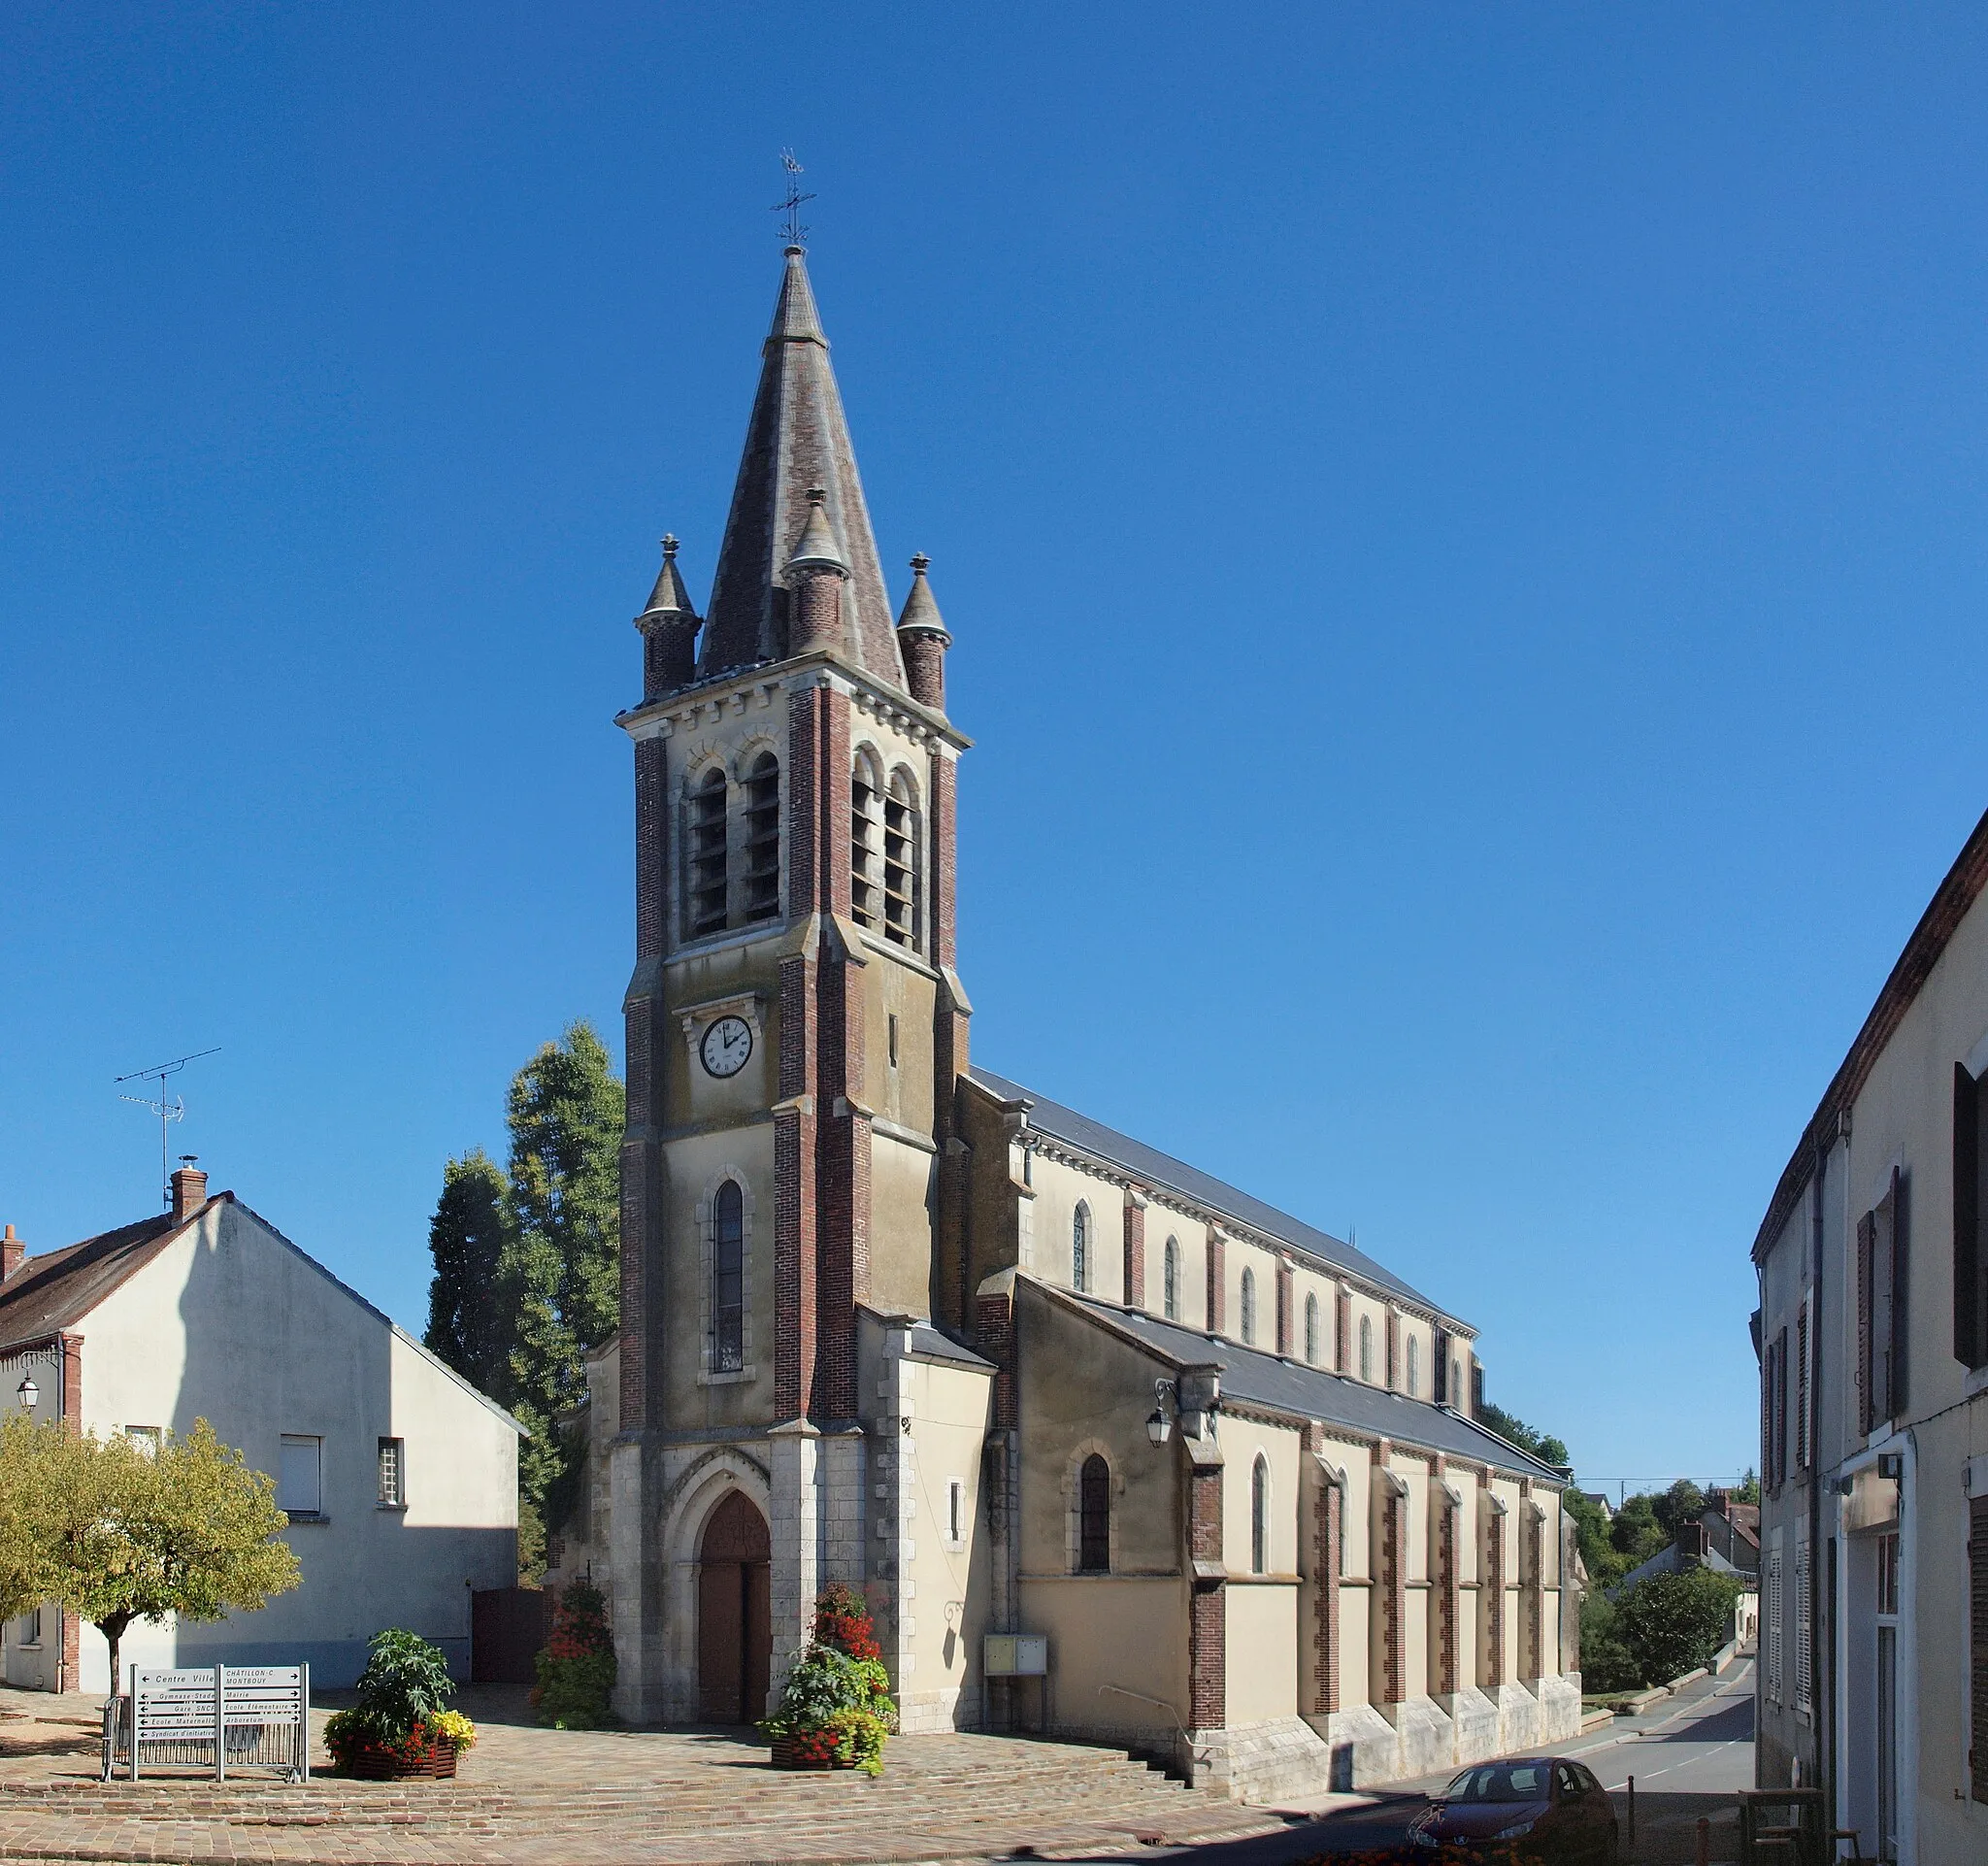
[1443, 1764, 1550, 1803]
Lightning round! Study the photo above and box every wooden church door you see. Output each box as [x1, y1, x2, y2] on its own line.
[697, 1490, 772, 1722]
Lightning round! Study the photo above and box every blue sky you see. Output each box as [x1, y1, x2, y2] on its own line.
[5, 5, 1986, 1492]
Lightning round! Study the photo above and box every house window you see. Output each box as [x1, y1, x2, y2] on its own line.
[1072, 1203, 1090, 1292]
[279, 1435, 322, 1519]
[1078, 1453, 1110, 1573]
[1240, 1268, 1257, 1345]
[946, 1478, 965, 1546]
[882, 771, 921, 950]
[122, 1425, 161, 1456]
[1359, 1315, 1375, 1383]
[742, 752, 780, 923]
[1251, 1455, 1271, 1575]
[1163, 1238, 1178, 1319]
[1407, 1336, 1420, 1398]
[850, 756, 880, 929]
[1857, 1167, 1907, 1433]
[687, 766, 728, 938]
[378, 1438, 406, 1508]
[1304, 1292, 1319, 1365]
[712, 1180, 746, 1373]
[17, 1607, 42, 1648]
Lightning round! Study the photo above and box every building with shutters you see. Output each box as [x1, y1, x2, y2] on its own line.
[552, 241, 1585, 1801]
[0, 1165, 521, 1693]
[1750, 803, 1988, 1862]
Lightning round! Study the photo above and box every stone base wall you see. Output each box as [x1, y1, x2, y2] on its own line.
[1184, 1716, 1336, 1803]
[896, 1683, 966, 1734]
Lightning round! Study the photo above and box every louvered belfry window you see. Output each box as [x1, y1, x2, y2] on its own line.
[882, 772, 920, 949]
[1078, 1453, 1110, 1573]
[689, 768, 728, 937]
[850, 762, 879, 928]
[742, 753, 780, 923]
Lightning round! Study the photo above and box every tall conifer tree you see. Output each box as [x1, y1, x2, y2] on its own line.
[422, 1149, 514, 1397]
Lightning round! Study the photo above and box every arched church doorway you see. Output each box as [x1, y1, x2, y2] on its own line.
[696, 1489, 771, 1723]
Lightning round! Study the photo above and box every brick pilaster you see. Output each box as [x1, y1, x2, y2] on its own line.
[1434, 1462, 1460, 1697]
[1186, 1445, 1226, 1730]
[1335, 1287, 1350, 1373]
[1385, 1308, 1400, 1391]
[1275, 1256, 1294, 1357]
[1304, 1428, 1342, 1718]
[1375, 1444, 1407, 1707]
[775, 950, 819, 1420]
[1122, 1191, 1146, 1311]
[1481, 1480, 1507, 1689]
[1205, 1229, 1225, 1335]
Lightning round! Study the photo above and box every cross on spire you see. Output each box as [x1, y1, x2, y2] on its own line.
[772, 150, 814, 249]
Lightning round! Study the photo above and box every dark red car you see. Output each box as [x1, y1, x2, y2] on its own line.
[1407, 1757, 1619, 1861]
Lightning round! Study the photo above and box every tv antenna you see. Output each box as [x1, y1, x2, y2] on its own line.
[771, 150, 814, 249]
[116, 1048, 220, 1209]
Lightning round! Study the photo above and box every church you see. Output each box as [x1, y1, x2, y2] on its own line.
[558, 243, 1584, 1801]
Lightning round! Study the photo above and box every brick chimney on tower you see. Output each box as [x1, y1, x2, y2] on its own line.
[170, 1158, 209, 1223]
[1, 1224, 24, 1282]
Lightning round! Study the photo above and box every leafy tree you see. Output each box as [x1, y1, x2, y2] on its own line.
[1577, 1588, 1642, 1692]
[1607, 1493, 1670, 1571]
[1651, 1479, 1706, 1541]
[1732, 1468, 1761, 1505]
[1612, 1567, 1741, 1686]
[423, 1149, 515, 1396]
[1475, 1402, 1570, 1470]
[0, 1416, 300, 1686]
[1562, 1487, 1624, 1591]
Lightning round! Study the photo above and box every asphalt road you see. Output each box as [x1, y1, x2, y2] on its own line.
[1074, 1663, 1757, 1865]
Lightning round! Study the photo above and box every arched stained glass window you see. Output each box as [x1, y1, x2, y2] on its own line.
[1407, 1336, 1420, 1398]
[1240, 1267, 1257, 1345]
[712, 1180, 745, 1372]
[1078, 1453, 1110, 1572]
[1072, 1203, 1090, 1292]
[1251, 1455, 1271, 1575]
[1163, 1237, 1179, 1319]
[1305, 1292, 1319, 1365]
[1359, 1315, 1375, 1383]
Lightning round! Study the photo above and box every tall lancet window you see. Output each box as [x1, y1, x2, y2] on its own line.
[688, 767, 729, 938]
[1072, 1203, 1090, 1292]
[1305, 1292, 1319, 1365]
[743, 752, 781, 922]
[1240, 1268, 1257, 1345]
[1251, 1455, 1271, 1575]
[712, 1180, 745, 1373]
[1359, 1315, 1375, 1383]
[882, 771, 921, 950]
[1407, 1335, 1420, 1398]
[849, 754, 881, 929]
[1163, 1237, 1179, 1319]
[1078, 1453, 1110, 1573]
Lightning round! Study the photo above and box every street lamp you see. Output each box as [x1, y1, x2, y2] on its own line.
[1145, 1378, 1176, 1447]
[17, 1376, 38, 1410]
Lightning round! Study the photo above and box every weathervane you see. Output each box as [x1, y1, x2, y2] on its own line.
[772, 150, 814, 249]
[116, 1048, 220, 1209]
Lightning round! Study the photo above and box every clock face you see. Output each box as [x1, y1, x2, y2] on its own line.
[700, 1015, 753, 1079]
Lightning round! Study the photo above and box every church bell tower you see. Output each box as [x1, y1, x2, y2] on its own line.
[609, 245, 971, 1722]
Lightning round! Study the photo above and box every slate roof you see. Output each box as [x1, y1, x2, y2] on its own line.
[969, 1066, 1456, 1323]
[0, 1209, 187, 1351]
[1054, 1286, 1564, 1483]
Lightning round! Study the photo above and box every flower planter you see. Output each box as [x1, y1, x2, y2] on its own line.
[342, 1738, 459, 1781]
[769, 1735, 844, 1771]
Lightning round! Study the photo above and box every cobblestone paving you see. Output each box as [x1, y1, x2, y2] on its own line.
[0, 1687, 1280, 1864]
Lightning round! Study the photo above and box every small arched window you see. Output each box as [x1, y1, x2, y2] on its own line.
[742, 752, 780, 922]
[1240, 1267, 1257, 1345]
[849, 754, 881, 929]
[1305, 1292, 1319, 1366]
[1452, 1359, 1463, 1410]
[712, 1180, 745, 1372]
[1163, 1237, 1179, 1320]
[1251, 1454, 1271, 1575]
[1407, 1336, 1420, 1398]
[1359, 1315, 1375, 1383]
[1072, 1203, 1090, 1292]
[1078, 1452, 1110, 1572]
[688, 767, 729, 938]
[882, 770, 922, 950]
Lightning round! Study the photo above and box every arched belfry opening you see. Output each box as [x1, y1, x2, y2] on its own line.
[696, 1489, 771, 1723]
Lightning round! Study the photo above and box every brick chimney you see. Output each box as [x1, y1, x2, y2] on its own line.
[1, 1223, 24, 1282]
[170, 1158, 209, 1223]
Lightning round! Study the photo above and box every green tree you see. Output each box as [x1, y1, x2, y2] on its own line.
[1732, 1468, 1761, 1505]
[1563, 1487, 1624, 1591]
[1651, 1479, 1706, 1541]
[1476, 1402, 1570, 1470]
[1608, 1493, 1670, 1570]
[0, 1413, 66, 1620]
[423, 1149, 515, 1397]
[1612, 1566, 1741, 1687]
[1577, 1588, 1642, 1692]
[0, 1417, 301, 1686]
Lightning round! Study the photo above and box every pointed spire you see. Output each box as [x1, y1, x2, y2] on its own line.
[895, 553, 951, 712]
[787, 486, 847, 575]
[698, 249, 908, 686]
[635, 533, 701, 698]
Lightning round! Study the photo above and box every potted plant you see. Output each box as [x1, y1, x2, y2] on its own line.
[323, 1628, 478, 1780]
[761, 1584, 897, 1776]
[531, 1577, 618, 1729]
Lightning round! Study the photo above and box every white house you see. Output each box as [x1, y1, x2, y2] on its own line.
[0, 1162, 521, 1693]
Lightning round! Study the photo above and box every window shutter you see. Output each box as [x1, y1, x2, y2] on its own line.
[1795, 1306, 1809, 1471]
[1877, 1169, 1906, 1420]
[1857, 1208, 1876, 1437]
[1766, 1546, 1783, 1703]
[1794, 1538, 1811, 1715]
[1971, 1495, 1988, 1804]
[1773, 1327, 1788, 1491]
[1761, 1336, 1776, 1489]
[1959, 1064, 1983, 1369]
